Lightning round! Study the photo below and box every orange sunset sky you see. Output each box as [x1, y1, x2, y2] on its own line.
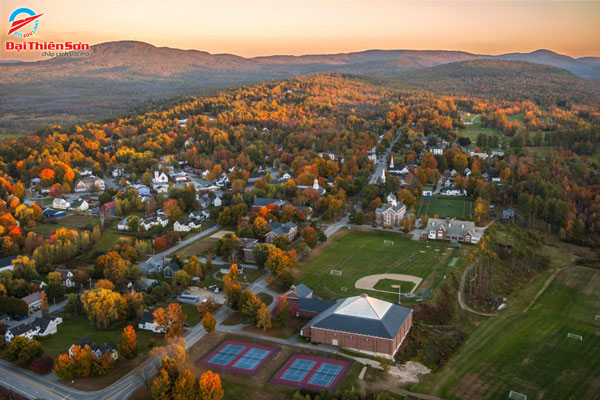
[1, 0, 599, 61]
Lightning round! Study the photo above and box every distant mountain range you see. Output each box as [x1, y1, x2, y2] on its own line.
[1, 41, 599, 134]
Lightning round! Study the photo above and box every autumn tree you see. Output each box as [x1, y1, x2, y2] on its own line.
[301, 226, 318, 248]
[153, 303, 187, 338]
[4, 336, 43, 367]
[96, 279, 115, 290]
[81, 288, 126, 330]
[163, 199, 183, 223]
[256, 304, 272, 332]
[183, 255, 203, 279]
[198, 370, 224, 400]
[201, 312, 216, 333]
[118, 325, 138, 360]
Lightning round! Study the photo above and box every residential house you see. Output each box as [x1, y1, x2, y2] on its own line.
[425, 217, 481, 243]
[502, 209, 515, 221]
[300, 294, 413, 359]
[153, 183, 169, 194]
[111, 164, 127, 178]
[265, 221, 298, 243]
[4, 317, 63, 343]
[69, 338, 118, 360]
[4, 323, 39, 342]
[138, 311, 165, 333]
[170, 171, 189, 184]
[52, 197, 70, 210]
[0, 257, 15, 273]
[189, 210, 207, 221]
[21, 292, 42, 315]
[74, 176, 105, 192]
[55, 268, 75, 287]
[69, 198, 89, 212]
[132, 184, 151, 196]
[163, 263, 181, 278]
[117, 218, 129, 231]
[79, 168, 93, 177]
[174, 219, 201, 232]
[241, 238, 259, 263]
[428, 147, 444, 155]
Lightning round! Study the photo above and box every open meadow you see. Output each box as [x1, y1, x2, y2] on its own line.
[414, 266, 600, 400]
[297, 230, 459, 302]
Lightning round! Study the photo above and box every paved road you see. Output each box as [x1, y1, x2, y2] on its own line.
[369, 126, 403, 185]
[323, 215, 350, 238]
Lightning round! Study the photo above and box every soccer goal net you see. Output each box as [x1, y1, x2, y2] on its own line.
[595, 315, 600, 321]
[567, 333, 583, 341]
[508, 391, 527, 400]
[384, 240, 394, 246]
[340, 287, 347, 292]
[330, 269, 342, 276]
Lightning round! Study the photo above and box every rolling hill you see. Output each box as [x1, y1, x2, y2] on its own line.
[389, 59, 600, 105]
[1, 41, 599, 134]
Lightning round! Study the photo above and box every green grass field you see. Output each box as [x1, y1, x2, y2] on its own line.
[373, 279, 415, 293]
[417, 197, 473, 219]
[415, 266, 600, 400]
[297, 230, 455, 302]
[459, 115, 504, 142]
[41, 315, 161, 358]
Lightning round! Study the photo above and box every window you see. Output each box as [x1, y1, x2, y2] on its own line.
[365, 338, 369, 342]
[333, 333, 337, 337]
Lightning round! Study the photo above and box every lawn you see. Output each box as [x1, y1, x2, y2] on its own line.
[41, 315, 161, 358]
[416, 197, 473, 219]
[297, 230, 454, 302]
[56, 215, 100, 229]
[459, 114, 504, 143]
[414, 266, 600, 400]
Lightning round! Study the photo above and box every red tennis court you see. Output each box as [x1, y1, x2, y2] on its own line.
[271, 354, 351, 391]
[201, 339, 278, 375]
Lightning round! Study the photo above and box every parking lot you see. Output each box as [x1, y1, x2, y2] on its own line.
[184, 286, 227, 305]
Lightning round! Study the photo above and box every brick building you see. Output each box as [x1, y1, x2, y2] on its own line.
[301, 294, 413, 359]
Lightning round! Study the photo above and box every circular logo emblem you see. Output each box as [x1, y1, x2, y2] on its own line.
[8, 8, 43, 38]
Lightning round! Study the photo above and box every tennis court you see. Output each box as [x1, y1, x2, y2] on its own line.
[201, 340, 278, 375]
[272, 354, 350, 391]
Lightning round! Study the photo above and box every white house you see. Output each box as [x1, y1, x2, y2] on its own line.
[152, 171, 169, 185]
[74, 176, 105, 192]
[79, 168, 93, 177]
[52, 197, 70, 210]
[117, 218, 129, 231]
[69, 338, 118, 360]
[213, 195, 222, 207]
[70, 198, 89, 212]
[138, 311, 165, 333]
[174, 219, 202, 232]
[132, 184, 151, 196]
[153, 184, 169, 194]
[4, 316, 62, 342]
[55, 268, 75, 287]
[429, 147, 444, 155]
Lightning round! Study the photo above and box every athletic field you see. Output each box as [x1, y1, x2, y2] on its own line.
[416, 266, 600, 400]
[297, 230, 456, 302]
[416, 197, 473, 219]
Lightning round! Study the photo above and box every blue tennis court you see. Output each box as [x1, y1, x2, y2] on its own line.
[232, 348, 271, 370]
[280, 359, 316, 382]
[201, 340, 279, 376]
[208, 344, 245, 365]
[272, 355, 350, 390]
[308, 363, 343, 387]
